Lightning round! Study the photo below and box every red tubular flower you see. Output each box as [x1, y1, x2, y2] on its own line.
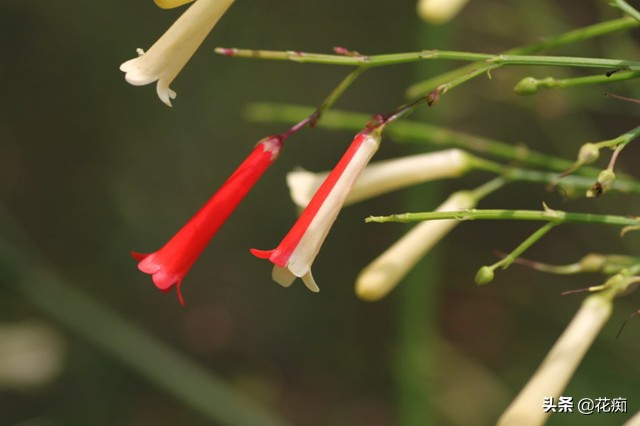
[251, 129, 382, 291]
[132, 136, 282, 304]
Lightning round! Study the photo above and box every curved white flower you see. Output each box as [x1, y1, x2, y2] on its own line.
[356, 190, 476, 301]
[417, 0, 471, 24]
[252, 130, 382, 291]
[288, 149, 470, 209]
[154, 0, 195, 9]
[497, 295, 612, 426]
[120, 0, 235, 106]
[624, 410, 640, 426]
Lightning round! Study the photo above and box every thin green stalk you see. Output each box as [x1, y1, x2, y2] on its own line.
[514, 71, 640, 95]
[610, 0, 640, 23]
[407, 17, 639, 97]
[366, 208, 640, 227]
[468, 155, 640, 194]
[482, 222, 558, 277]
[315, 67, 368, 123]
[217, 47, 640, 71]
[469, 177, 506, 200]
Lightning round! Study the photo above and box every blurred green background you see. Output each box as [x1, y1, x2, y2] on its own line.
[1, 0, 639, 425]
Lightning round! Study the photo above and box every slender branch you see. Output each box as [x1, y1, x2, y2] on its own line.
[468, 155, 640, 194]
[217, 47, 640, 71]
[407, 17, 639, 97]
[495, 223, 557, 270]
[514, 71, 640, 95]
[476, 222, 558, 284]
[366, 208, 640, 227]
[314, 67, 368, 124]
[610, 0, 640, 23]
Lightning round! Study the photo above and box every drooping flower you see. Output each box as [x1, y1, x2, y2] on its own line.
[133, 136, 282, 304]
[251, 129, 382, 292]
[287, 149, 470, 209]
[120, 0, 235, 106]
[356, 190, 477, 301]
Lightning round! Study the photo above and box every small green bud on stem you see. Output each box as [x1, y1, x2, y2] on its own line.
[513, 77, 539, 95]
[475, 266, 495, 285]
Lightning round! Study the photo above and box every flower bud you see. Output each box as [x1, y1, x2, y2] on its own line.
[513, 77, 539, 95]
[577, 143, 600, 165]
[586, 169, 615, 198]
[474, 266, 494, 285]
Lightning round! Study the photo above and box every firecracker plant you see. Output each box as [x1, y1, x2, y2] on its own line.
[120, 0, 640, 424]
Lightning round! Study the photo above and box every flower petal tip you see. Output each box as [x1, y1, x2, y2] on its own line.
[302, 271, 320, 293]
[272, 265, 296, 288]
[355, 271, 388, 302]
[131, 251, 149, 262]
[175, 281, 186, 306]
[250, 248, 275, 259]
[156, 82, 177, 107]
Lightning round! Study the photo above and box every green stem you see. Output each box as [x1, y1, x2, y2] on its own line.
[610, 0, 640, 23]
[468, 155, 640, 194]
[407, 17, 639, 97]
[314, 67, 368, 123]
[491, 222, 558, 271]
[366, 208, 640, 227]
[217, 47, 640, 71]
[514, 71, 640, 95]
[469, 177, 506, 200]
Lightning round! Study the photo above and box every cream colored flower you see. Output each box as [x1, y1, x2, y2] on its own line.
[288, 149, 470, 209]
[356, 190, 476, 301]
[497, 295, 612, 426]
[624, 410, 640, 426]
[417, 0, 471, 24]
[120, 0, 235, 106]
[154, 0, 195, 9]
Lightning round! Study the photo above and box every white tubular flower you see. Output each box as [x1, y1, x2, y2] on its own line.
[497, 295, 612, 426]
[624, 410, 640, 426]
[288, 149, 470, 209]
[356, 190, 476, 301]
[252, 130, 382, 292]
[120, 0, 235, 106]
[417, 0, 471, 24]
[154, 0, 195, 9]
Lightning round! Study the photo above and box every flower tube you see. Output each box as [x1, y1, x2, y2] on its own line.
[251, 129, 382, 292]
[287, 149, 470, 209]
[356, 190, 477, 301]
[497, 294, 613, 426]
[154, 0, 195, 9]
[120, 0, 235, 106]
[133, 136, 282, 304]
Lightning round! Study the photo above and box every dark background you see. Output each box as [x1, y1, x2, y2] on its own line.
[1, 1, 639, 425]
